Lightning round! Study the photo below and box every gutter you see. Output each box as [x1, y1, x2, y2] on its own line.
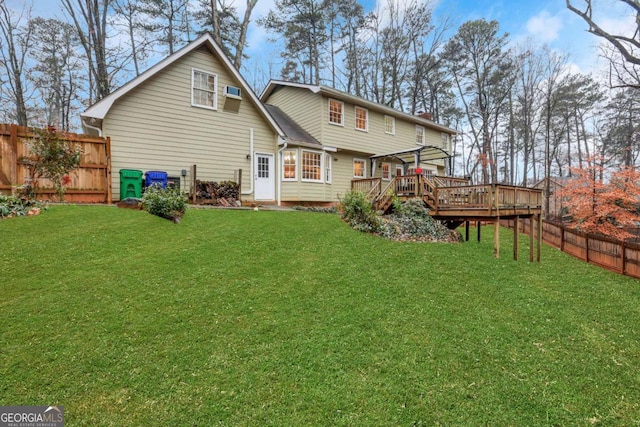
[277, 141, 288, 206]
[82, 119, 102, 137]
[241, 128, 254, 196]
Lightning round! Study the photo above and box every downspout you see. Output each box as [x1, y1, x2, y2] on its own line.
[241, 128, 254, 195]
[277, 141, 288, 206]
[82, 119, 102, 137]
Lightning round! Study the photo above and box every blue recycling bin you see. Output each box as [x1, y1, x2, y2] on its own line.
[145, 171, 168, 189]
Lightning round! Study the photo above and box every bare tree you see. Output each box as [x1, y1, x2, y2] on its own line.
[112, 0, 154, 76]
[61, 0, 113, 103]
[567, 0, 640, 88]
[0, 3, 32, 126]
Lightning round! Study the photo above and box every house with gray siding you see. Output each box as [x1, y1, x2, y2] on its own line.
[260, 81, 457, 205]
[81, 32, 288, 203]
[81, 34, 456, 206]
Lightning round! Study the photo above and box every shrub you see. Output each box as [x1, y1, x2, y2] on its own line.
[24, 127, 82, 201]
[379, 198, 459, 242]
[338, 191, 379, 233]
[0, 195, 44, 219]
[141, 185, 188, 223]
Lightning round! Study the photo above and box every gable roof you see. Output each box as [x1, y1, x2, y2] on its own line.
[82, 33, 285, 137]
[260, 80, 457, 136]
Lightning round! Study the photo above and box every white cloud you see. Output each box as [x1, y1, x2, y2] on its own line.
[526, 10, 563, 43]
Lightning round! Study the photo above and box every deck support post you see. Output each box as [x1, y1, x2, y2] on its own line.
[493, 219, 500, 258]
[513, 216, 519, 261]
[537, 213, 542, 262]
[477, 221, 481, 242]
[465, 221, 470, 241]
[529, 216, 535, 262]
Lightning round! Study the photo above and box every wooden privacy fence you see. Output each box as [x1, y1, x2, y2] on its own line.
[0, 124, 111, 202]
[501, 218, 640, 280]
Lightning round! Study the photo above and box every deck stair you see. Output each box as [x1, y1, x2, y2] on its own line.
[351, 175, 543, 224]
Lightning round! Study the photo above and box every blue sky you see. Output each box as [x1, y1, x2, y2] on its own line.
[240, 0, 625, 84]
[7, 0, 634, 83]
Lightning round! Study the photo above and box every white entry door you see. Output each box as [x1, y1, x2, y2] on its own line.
[254, 153, 275, 200]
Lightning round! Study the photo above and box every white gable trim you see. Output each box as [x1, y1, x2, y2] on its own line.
[81, 33, 285, 137]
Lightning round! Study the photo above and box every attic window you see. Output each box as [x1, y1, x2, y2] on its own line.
[226, 85, 241, 98]
[191, 68, 218, 110]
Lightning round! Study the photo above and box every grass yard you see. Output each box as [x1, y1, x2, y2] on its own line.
[2, 205, 640, 426]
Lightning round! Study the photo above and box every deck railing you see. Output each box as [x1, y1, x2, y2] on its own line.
[351, 176, 543, 215]
[433, 176, 472, 187]
[394, 175, 419, 195]
[436, 185, 491, 209]
[351, 177, 381, 199]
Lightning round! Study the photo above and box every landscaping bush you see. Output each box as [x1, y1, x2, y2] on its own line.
[380, 198, 459, 241]
[340, 194, 459, 242]
[23, 126, 82, 201]
[338, 191, 380, 232]
[141, 185, 188, 223]
[0, 195, 43, 219]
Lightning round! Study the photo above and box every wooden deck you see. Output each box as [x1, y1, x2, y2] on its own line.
[352, 175, 544, 261]
[351, 175, 542, 219]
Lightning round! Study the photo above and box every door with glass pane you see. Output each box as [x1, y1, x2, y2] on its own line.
[254, 153, 275, 200]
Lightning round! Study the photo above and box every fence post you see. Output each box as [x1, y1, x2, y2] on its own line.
[10, 124, 18, 186]
[106, 137, 112, 204]
[621, 240, 626, 274]
[238, 169, 242, 202]
[585, 234, 590, 264]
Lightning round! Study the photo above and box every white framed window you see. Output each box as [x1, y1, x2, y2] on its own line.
[395, 165, 404, 177]
[441, 132, 450, 150]
[384, 115, 395, 135]
[328, 98, 344, 126]
[302, 150, 323, 182]
[415, 125, 425, 145]
[325, 153, 332, 183]
[381, 163, 391, 180]
[353, 158, 366, 178]
[282, 149, 297, 181]
[355, 106, 368, 132]
[191, 68, 218, 109]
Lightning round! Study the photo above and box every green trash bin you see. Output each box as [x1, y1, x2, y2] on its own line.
[119, 169, 143, 199]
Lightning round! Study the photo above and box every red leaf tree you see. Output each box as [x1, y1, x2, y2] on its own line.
[559, 161, 640, 240]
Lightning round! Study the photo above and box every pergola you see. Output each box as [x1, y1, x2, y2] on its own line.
[369, 145, 452, 176]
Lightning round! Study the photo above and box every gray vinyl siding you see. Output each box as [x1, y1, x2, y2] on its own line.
[265, 87, 323, 140]
[103, 47, 278, 201]
[321, 96, 446, 157]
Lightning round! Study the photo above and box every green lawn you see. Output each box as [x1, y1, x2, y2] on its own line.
[2, 205, 639, 426]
